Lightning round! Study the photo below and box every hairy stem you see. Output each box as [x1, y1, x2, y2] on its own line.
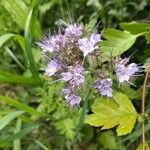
[141, 65, 150, 150]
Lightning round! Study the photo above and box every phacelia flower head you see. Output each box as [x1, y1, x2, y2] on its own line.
[78, 34, 101, 57]
[45, 59, 62, 77]
[115, 58, 139, 83]
[93, 78, 113, 97]
[38, 20, 103, 107]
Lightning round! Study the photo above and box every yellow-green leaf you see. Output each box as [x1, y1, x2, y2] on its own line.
[136, 143, 150, 150]
[120, 22, 150, 44]
[85, 92, 138, 136]
[101, 29, 138, 62]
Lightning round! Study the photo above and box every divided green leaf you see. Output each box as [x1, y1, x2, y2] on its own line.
[85, 92, 138, 136]
[101, 29, 138, 62]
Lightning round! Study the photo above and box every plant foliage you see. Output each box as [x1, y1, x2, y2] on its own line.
[85, 92, 138, 136]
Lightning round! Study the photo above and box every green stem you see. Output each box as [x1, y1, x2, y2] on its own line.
[78, 87, 89, 129]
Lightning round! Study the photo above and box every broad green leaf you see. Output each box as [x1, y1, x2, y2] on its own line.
[1, 0, 28, 28]
[145, 33, 150, 43]
[0, 96, 43, 116]
[0, 33, 14, 48]
[101, 29, 138, 62]
[120, 22, 150, 34]
[0, 111, 24, 131]
[120, 22, 150, 43]
[85, 92, 138, 136]
[123, 121, 150, 143]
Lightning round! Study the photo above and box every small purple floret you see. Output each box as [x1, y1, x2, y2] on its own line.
[115, 59, 139, 83]
[45, 59, 62, 77]
[38, 34, 64, 53]
[62, 88, 81, 106]
[78, 34, 101, 57]
[65, 23, 83, 38]
[67, 94, 81, 106]
[61, 64, 85, 86]
[61, 72, 73, 81]
[90, 34, 101, 45]
[93, 78, 113, 97]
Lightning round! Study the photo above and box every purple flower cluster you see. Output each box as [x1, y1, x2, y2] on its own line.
[92, 57, 140, 97]
[115, 58, 139, 83]
[38, 23, 101, 58]
[38, 21, 141, 105]
[38, 22, 102, 106]
[61, 64, 85, 86]
[61, 64, 85, 106]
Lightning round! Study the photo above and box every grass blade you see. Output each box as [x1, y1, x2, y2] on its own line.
[24, 9, 42, 85]
[0, 70, 39, 86]
[5, 47, 25, 70]
[13, 119, 22, 150]
[0, 111, 24, 131]
[34, 140, 49, 150]
[0, 33, 14, 47]
[0, 124, 39, 144]
[0, 96, 44, 116]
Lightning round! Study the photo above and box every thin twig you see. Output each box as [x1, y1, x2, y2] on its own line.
[141, 65, 150, 150]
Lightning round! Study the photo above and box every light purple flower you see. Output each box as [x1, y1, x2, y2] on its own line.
[70, 74, 85, 86]
[62, 88, 72, 95]
[115, 60, 139, 83]
[127, 63, 139, 75]
[38, 34, 64, 53]
[78, 34, 101, 57]
[90, 34, 101, 45]
[66, 94, 81, 106]
[61, 72, 73, 81]
[65, 23, 83, 38]
[45, 59, 62, 77]
[62, 88, 81, 106]
[115, 64, 130, 83]
[93, 78, 113, 97]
